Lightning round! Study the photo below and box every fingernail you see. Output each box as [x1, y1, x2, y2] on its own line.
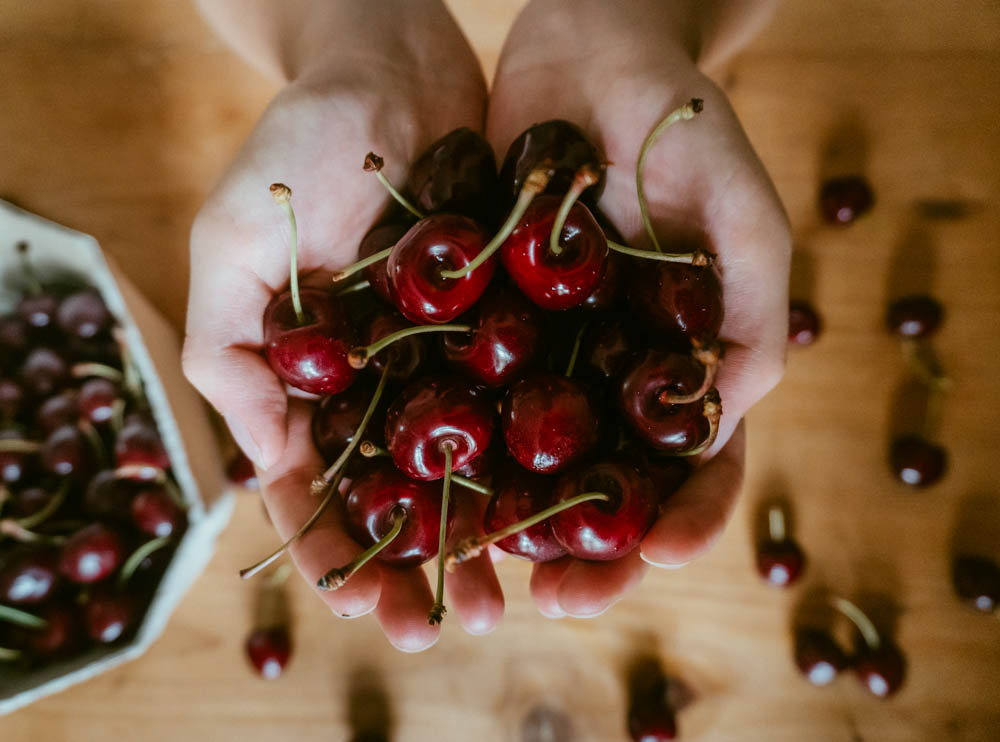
[640, 552, 689, 569]
[226, 415, 264, 470]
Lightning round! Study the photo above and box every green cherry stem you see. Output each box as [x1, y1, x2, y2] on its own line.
[768, 506, 787, 543]
[348, 324, 471, 370]
[16, 480, 70, 531]
[317, 508, 407, 591]
[832, 597, 882, 651]
[331, 247, 393, 283]
[428, 441, 455, 626]
[117, 535, 172, 589]
[607, 240, 712, 266]
[565, 320, 590, 378]
[364, 152, 424, 219]
[0, 604, 48, 630]
[0, 647, 22, 661]
[15, 241, 43, 295]
[270, 183, 305, 326]
[335, 279, 371, 297]
[549, 165, 600, 257]
[0, 439, 40, 454]
[636, 98, 704, 253]
[358, 441, 492, 495]
[657, 343, 721, 405]
[669, 389, 722, 458]
[439, 166, 553, 280]
[70, 363, 124, 383]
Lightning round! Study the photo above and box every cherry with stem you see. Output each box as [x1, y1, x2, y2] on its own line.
[755, 505, 805, 588]
[271, 183, 305, 325]
[358, 440, 493, 495]
[364, 152, 425, 220]
[832, 597, 906, 698]
[347, 322, 471, 370]
[318, 508, 406, 591]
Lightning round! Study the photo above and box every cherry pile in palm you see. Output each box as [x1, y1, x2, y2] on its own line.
[251, 98, 725, 629]
[0, 246, 186, 669]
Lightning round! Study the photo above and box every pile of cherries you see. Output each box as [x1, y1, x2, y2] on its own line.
[245, 98, 724, 626]
[0, 244, 185, 668]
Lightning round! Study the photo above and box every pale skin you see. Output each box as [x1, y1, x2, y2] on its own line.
[183, 0, 790, 648]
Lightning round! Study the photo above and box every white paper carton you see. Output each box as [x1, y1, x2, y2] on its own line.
[0, 199, 234, 715]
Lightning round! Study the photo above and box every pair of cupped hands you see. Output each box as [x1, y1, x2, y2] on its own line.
[182, 0, 791, 651]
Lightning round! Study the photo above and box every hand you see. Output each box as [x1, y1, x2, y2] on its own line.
[487, 0, 790, 617]
[182, 0, 503, 650]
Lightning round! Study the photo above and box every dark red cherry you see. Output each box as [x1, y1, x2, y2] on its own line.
[582, 249, 625, 311]
[131, 487, 186, 537]
[442, 286, 543, 387]
[756, 540, 806, 587]
[59, 523, 125, 583]
[246, 626, 291, 679]
[0, 430, 33, 485]
[40, 424, 93, 478]
[0, 314, 29, 353]
[56, 289, 112, 339]
[84, 588, 136, 643]
[550, 458, 657, 561]
[483, 466, 566, 562]
[17, 293, 59, 329]
[453, 436, 501, 479]
[789, 300, 822, 346]
[500, 196, 608, 310]
[226, 450, 259, 489]
[263, 287, 357, 396]
[311, 382, 371, 463]
[887, 295, 943, 339]
[25, 603, 81, 656]
[36, 389, 80, 434]
[0, 378, 22, 420]
[85, 470, 137, 518]
[794, 629, 848, 687]
[387, 214, 494, 325]
[854, 642, 905, 698]
[0, 549, 60, 605]
[636, 454, 691, 502]
[358, 224, 408, 305]
[890, 435, 946, 487]
[502, 373, 599, 475]
[952, 555, 1000, 613]
[628, 703, 676, 742]
[406, 127, 499, 225]
[20, 347, 69, 396]
[115, 415, 170, 475]
[12, 487, 54, 518]
[385, 377, 494, 481]
[499, 119, 605, 208]
[820, 175, 874, 225]
[78, 378, 120, 424]
[580, 316, 634, 381]
[344, 462, 452, 566]
[358, 310, 429, 382]
[628, 261, 723, 346]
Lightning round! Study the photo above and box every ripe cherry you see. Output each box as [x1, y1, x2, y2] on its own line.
[788, 300, 822, 346]
[85, 470, 137, 517]
[20, 348, 69, 397]
[0, 549, 60, 605]
[951, 555, 1000, 614]
[628, 706, 676, 742]
[628, 261, 723, 347]
[890, 434, 946, 487]
[832, 597, 905, 699]
[115, 415, 170, 475]
[820, 175, 874, 225]
[17, 294, 59, 330]
[405, 127, 499, 224]
[84, 588, 136, 643]
[0, 431, 36, 485]
[887, 295, 943, 339]
[311, 380, 373, 463]
[25, 603, 81, 656]
[57, 289, 112, 339]
[579, 316, 635, 382]
[352, 309, 441, 381]
[36, 389, 80, 433]
[246, 627, 291, 679]
[0, 314, 29, 354]
[131, 487, 186, 538]
[755, 506, 806, 588]
[40, 424, 94, 478]
[226, 450, 259, 489]
[478, 466, 566, 563]
[0, 378, 23, 420]
[582, 249, 625, 311]
[793, 629, 848, 687]
[357, 224, 407, 305]
[59, 522, 125, 583]
[78, 377, 121, 424]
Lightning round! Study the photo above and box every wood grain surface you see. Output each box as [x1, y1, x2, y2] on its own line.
[1, 1, 999, 740]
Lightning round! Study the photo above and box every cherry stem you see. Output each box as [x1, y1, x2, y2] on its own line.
[0, 604, 47, 630]
[115, 464, 165, 482]
[439, 166, 553, 280]
[0, 647, 22, 661]
[70, 362, 123, 383]
[428, 441, 455, 625]
[348, 324, 471, 370]
[317, 508, 407, 591]
[445, 491, 610, 571]
[331, 246, 392, 283]
[111, 327, 143, 399]
[117, 535, 172, 589]
[358, 441, 492, 495]
[335, 279, 371, 297]
[110, 399, 126, 436]
[549, 165, 600, 257]
[0, 439, 40, 454]
[670, 389, 722, 458]
[16, 480, 70, 531]
[658, 343, 721, 405]
[0, 519, 65, 544]
[768, 506, 786, 543]
[565, 320, 590, 378]
[636, 98, 704, 254]
[364, 152, 424, 220]
[0, 486, 9, 517]
[270, 183, 305, 326]
[832, 597, 881, 651]
[902, 339, 951, 391]
[607, 240, 712, 266]
[16, 241, 43, 295]
[78, 420, 109, 470]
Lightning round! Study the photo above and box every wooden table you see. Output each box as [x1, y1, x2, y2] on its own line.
[2, 1, 999, 739]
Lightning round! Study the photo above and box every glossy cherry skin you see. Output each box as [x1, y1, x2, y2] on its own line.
[310, 381, 372, 462]
[502, 373, 599, 475]
[40, 424, 92, 478]
[0, 549, 60, 605]
[85, 470, 137, 518]
[501, 196, 608, 310]
[131, 487, 186, 537]
[499, 119, 605, 208]
[854, 641, 906, 698]
[344, 462, 452, 566]
[406, 127, 499, 225]
[385, 377, 494, 481]
[57, 289, 112, 339]
[550, 458, 658, 561]
[358, 224, 408, 305]
[442, 286, 543, 387]
[0, 378, 23, 420]
[789, 300, 822, 345]
[17, 293, 60, 329]
[36, 389, 80, 433]
[226, 450, 259, 489]
[78, 377, 120, 424]
[25, 603, 81, 656]
[820, 175, 874, 225]
[84, 589, 136, 643]
[582, 249, 625, 311]
[483, 466, 565, 562]
[59, 523, 125, 583]
[454, 436, 501, 479]
[890, 435, 946, 487]
[628, 262, 723, 346]
[387, 214, 494, 325]
[952, 555, 1000, 613]
[756, 540, 806, 587]
[263, 286, 357, 396]
[887, 295, 943, 339]
[628, 704, 676, 742]
[115, 415, 170, 475]
[794, 629, 848, 687]
[19, 347, 69, 396]
[0, 430, 32, 485]
[246, 626, 291, 679]
[359, 309, 429, 382]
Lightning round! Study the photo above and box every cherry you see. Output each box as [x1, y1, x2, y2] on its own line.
[20, 347, 69, 396]
[628, 261, 723, 347]
[951, 555, 1000, 614]
[25, 603, 81, 656]
[479, 466, 566, 562]
[12, 487, 54, 518]
[755, 506, 806, 588]
[820, 175, 874, 225]
[502, 372, 600, 475]
[59, 522, 125, 583]
[890, 434, 946, 487]
[17, 294, 60, 330]
[226, 450, 259, 489]
[832, 597, 905, 699]
[384, 377, 494, 481]
[793, 629, 848, 687]
[78, 377, 121, 424]
[453, 436, 501, 480]
[56, 289, 112, 339]
[352, 309, 442, 380]
[887, 295, 943, 339]
[499, 119, 605, 209]
[131, 487, 186, 538]
[36, 389, 80, 434]
[85, 469, 137, 518]
[246, 626, 291, 679]
[638, 455, 692, 502]
[0, 431, 37, 485]
[549, 458, 658, 561]
[357, 224, 408, 305]
[0, 549, 60, 605]
[84, 588, 136, 643]
[788, 300, 822, 346]
[405, 127, 499, 225]
[582, 249, 625, 311]
[40, 424, 95, 478]
[0, 314, 29, 354]
[628, 705, 676, 742]
[579, 316, 634, 381]
[442, 286, 544, 387]
[311, 381, 373, 463]
[115, 415, 170, 475]
[0, 378, 22, 420]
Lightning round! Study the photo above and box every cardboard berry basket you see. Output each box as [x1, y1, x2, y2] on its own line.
[0, 199, 234, 715]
